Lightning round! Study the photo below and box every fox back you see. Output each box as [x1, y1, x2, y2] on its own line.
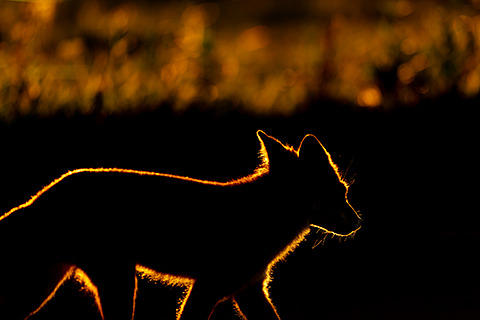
[0, 130, 361, 320]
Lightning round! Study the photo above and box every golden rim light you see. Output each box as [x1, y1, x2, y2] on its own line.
[0, 130, 361, 228]
[1, 130, 361, 320]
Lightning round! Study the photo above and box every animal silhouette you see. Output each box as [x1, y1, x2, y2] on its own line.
[0, 130, 361, 320]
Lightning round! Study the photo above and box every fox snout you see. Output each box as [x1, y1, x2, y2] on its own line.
[311, 202, 361, 237]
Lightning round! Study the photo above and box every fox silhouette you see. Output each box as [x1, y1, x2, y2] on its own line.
[0, 130, 361, 320]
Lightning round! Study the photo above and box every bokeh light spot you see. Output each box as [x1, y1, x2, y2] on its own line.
[397, 63, 415, 84]
[238, 26, 271, 52]
[357, 86, 382, 107]
[2, 0, 480, 118]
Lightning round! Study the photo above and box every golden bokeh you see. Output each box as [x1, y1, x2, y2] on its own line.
[357, 86, 382, 108]
[1, 0, 480, 119]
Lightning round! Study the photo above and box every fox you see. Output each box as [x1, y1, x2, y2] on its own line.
[0, 130, 361, 320]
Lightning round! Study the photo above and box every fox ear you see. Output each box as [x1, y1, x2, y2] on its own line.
[256, 130, 287, 162]
[299, 135, 333, 171]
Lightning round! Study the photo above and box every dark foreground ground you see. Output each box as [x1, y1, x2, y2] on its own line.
[0, 97, 478, 319]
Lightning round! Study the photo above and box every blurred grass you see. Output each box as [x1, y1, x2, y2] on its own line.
[1, 0, 480, 121]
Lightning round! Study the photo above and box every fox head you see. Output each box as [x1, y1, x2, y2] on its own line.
[257, 130, 361, 238]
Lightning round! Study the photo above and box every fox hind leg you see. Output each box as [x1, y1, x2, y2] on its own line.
[178, 281, 224, 320]
[0, 262, 73, 320]
[80, 262, 137, 320]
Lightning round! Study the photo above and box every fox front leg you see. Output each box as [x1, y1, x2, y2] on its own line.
[234, 282, 281, 320]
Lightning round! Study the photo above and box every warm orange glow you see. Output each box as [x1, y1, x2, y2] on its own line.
[2, 1, 480, 117]
[238, 26, 271, 52]
[231, 299, 248, 320]
[1, 130, 360, 320]
[25, 266, 77, 320]
[310, 224, 361, 248]
[262, 227, 311, 319]
[397, 63, 415, 84]
[0, 130, 270, 223]
[73, 268, 105, 320]
[25, 267, 105, 320]
[357, 86, 382, 108]
[136, 265, 195, 320]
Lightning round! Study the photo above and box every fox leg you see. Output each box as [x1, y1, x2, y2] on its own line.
[234, 281, 281, 320]
[80, 262, 137, 320]
[178, 281, 223, 320]
[0, 262, 73, 320]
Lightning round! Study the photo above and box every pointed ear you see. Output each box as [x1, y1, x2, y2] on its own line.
[256, 130, 288, 162]
[299, 134, 334, 173]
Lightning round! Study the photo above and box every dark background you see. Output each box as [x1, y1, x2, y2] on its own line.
[1, 96, 478, 319]
[1, 0, 479, 319]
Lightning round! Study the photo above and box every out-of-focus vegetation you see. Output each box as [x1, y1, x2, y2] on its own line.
[1, 0, 480, 120]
